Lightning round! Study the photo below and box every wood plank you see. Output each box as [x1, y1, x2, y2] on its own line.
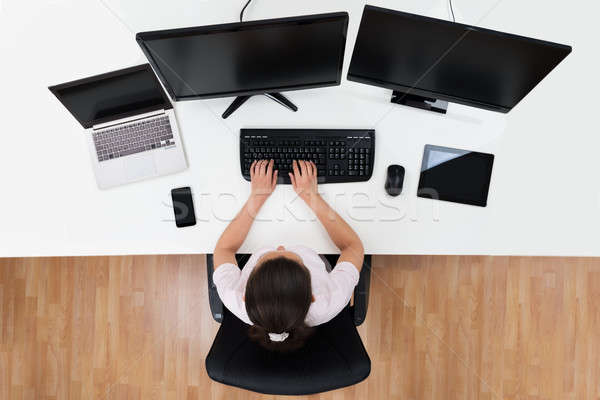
[0, 255, 598, 399]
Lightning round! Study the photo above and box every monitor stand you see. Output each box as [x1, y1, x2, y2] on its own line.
[221, 92, 298, 119]
[390, 91, 448, 114]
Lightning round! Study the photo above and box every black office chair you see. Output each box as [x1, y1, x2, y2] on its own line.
[205, 254, 372, 395]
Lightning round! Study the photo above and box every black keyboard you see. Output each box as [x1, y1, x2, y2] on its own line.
[240, 129, 375, 184]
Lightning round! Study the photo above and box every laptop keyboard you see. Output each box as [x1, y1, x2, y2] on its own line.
[93, 115, 174, 162]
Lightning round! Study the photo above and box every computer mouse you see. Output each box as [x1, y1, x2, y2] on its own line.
[385, 165, 405, 196]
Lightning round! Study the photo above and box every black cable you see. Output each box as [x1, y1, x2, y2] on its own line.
[240, 0, 252, 22]
[449, 0, 456, 22]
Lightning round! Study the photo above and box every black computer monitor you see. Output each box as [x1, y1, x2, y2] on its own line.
[347, 5, 571, 114]
[136, 12, 348, 119]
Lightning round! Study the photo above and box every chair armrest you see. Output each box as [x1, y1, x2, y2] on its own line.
[351, 255, 371, 326]
[206, 254, 224, 323]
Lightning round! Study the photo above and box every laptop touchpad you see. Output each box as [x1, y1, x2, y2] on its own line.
[124, 156, 157, 181]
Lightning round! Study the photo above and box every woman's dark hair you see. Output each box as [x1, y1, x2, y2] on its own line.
[245, 256, 314, 352]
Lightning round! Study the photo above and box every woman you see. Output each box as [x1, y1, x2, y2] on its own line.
[213, 159, 364, 352]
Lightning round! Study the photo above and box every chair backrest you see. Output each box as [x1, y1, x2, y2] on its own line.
[205, 306, 370, 395]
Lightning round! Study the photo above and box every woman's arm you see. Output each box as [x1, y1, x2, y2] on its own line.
[213, 159, 278, 268]
[289, 160, 364, 270]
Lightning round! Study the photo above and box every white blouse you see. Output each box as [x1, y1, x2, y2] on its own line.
[212, 245, 360, 327]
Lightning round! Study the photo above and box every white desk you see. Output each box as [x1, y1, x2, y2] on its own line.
[1, 0, 598, 257]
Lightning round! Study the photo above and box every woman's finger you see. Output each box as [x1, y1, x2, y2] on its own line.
[292, 160, 300, 177]
[272, 170, 278, 189]
[254, 160, 262, 177]
[299, 160, 308, 177]
[310, 161, 317, 176]
[250, 160, 257, 179]
[260, 160, 268, 176]
[289, 172, 296, 188]
[305, 160, 312, 176]
[267, 159, 274, 178]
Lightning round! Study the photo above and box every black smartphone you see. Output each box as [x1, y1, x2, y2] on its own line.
[171, 187, 196, 228]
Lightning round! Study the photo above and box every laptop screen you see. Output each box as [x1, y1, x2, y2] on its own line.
[49, 64, 170, 129]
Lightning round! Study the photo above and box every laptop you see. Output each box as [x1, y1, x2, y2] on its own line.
[49, 64, 187, 189]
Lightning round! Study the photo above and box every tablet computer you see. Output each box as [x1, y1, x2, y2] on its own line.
[417, 145, 495, 207]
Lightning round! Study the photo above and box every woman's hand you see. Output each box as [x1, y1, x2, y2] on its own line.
[289, 160, 318, 201]
[250, 159, 278, 198]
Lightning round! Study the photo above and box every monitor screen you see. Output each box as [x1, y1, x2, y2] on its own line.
[348, 6, 571, 112]
[136, 13, 348, 100]
[49, 65, 169, 129]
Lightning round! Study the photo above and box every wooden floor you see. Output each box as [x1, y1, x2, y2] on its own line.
[1, 255, 599, 400]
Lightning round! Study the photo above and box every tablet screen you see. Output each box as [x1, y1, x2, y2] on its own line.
[417, 145, 494, 207]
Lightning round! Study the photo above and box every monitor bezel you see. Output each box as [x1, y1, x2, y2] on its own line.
[136, 12, 349, 101]
[347, 5, 572, 113]
[48, 64, 172, 129]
